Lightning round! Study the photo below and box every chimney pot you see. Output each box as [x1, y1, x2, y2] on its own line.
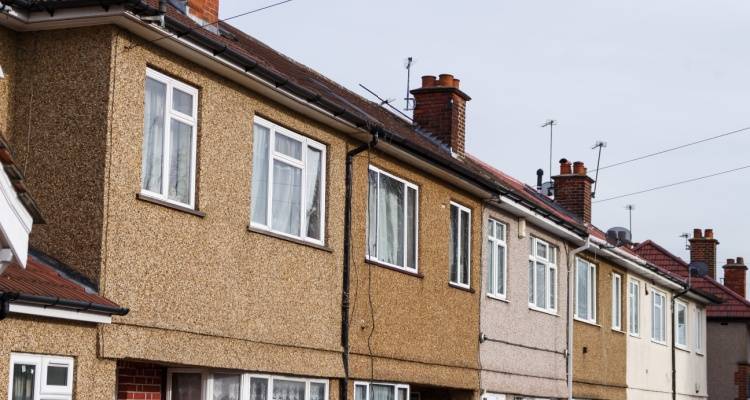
[728, 258, 736, 265]
[421, 75, 436, 88]
[693, 228, 703, 239]
[573, 161, 586, 175]
[739, 257, 745, 264]
[559, 158, 572, 175]
[438, 74, 454, 87]
[705, 228, 714, 239]
[452, 78, 460, 88]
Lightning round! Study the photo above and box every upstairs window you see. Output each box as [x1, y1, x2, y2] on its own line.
[675, 301, 688, 348]
[528, 237, 557, 313]
[628, 279, 640, 336]
[695, 307, 704, 353]
[612, 273, 622, 330]
[141, 68, 198, 208]
[10, 353, 74, 400]
[366, 166, 418, 271]
[449, 202, 471, 288]
[250, 117, 326, 244]
[486, 219, 507, 299]
[575, 258, 597, 323]
[354, 382, 409, 400]
[652, 290, 667, 343]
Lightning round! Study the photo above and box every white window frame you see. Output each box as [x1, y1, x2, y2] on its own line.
[449, 201, 472, 289]
[528, 236, 558, 314]
[140, 68, 199, 209]
[486, 218, 507, 300]
[651, 289, 667, 344]
[353, 381, 409, 400]
[695, 307, 704, 354]
[675, 300, 689, 350]
[612, 273, 622, 331]
[628, 278, 641, 337]
[250, 116, 327, 245]
[9, 353, 74, 400]
[575, 257, 597, 324]
[481, 393, 507, 400]
[166, 369, 329, 400]
[365, 165, 419, 272]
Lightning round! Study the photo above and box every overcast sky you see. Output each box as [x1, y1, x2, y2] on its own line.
[222, 0, 750, 283]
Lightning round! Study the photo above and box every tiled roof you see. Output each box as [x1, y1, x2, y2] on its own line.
[0, 251, 128, 315]
[635, 240, 750, 319]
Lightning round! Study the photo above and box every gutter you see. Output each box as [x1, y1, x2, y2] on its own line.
[566, 237, 590, 400]
[0, 291, 129, 320]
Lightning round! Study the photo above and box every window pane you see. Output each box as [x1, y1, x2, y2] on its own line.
[371, 385, 394, 400]
[397, 388, 407, 400]
[535, 262, 546, 308]
[460, 210, 470, 285]
[275, 133, 302, 160]
[367, 170, 378, 257]
[497, 223, 505, 241]
[677, 305, 687, 345]
[487, 239, 495, 294]
[310, 383, 326, 400]
[450, 205, 459, 282]
[487, 220, 494, 238]
[168, 118, 194, 204]
[272, 379, 305, 400]
[355, 385, 367, 400]
[271, 160, 302, 236]
[406, 187, 417, 269]
[528, 260, 534, 303]
[249, 378, 268, 400]
[497, 245, 506, 295]
[46, 365, 68, 386]
[173, 88, 194, 116]
[576, 261, 589, 318]
[12, 364, 35, 400]
[251, 124, 271, 225]
[378, 174, 405, 266]
[536, 242, 548, 259]
[172, 373, 202, 400]
[213, 373, 241, 400]
[305, 147, 323, 240]
[141, 77, 167, 193]
[549, 266, 556, 309]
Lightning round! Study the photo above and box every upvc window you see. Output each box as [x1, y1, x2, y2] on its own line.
[167, 370, 328, 400]
[9, 353, 74, 400]
[354, 382, 409, 400]
[695, 307, 704, 353]
[250, 117, 327, 244]
[486, 219, 507, 299]
[366, 166, 418, 271]
[675, 301, 688, 349]
[141, 68, 199, 208]
[449, 202, 471, 288]
[612, 273, 622, 330]
[528, 237, 557, 313]
[652, 290, 667, 344]
[575, 258, 597, 323]
[628, 279, 640, 336]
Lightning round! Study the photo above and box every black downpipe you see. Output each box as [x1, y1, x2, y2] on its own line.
[341, 131, 378, 400]
[671, 286, 689, 400]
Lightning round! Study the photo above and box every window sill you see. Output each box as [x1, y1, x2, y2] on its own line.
[675, 344, 690, 353]
[136, 193, 205, 217]
[363, 259, 423, 278]
[528, 305, 558, 317]
[629, 332, 641, 339]
[696, 351, 705, 356]
[487, 294, 509, 303]
[650, 339, 668, 347]
[574, 317, 600, 327]
[449, 283, 475, 293]
[247, 226, 333, 253]
[611, 328, 626, 334]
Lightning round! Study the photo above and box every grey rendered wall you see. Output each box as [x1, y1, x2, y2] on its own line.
[707, 321, 748, 400]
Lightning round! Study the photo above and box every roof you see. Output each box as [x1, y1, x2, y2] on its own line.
[635, 240, 750, 319]
[0, 250, 128, 316]
[0, 135, 43, 223]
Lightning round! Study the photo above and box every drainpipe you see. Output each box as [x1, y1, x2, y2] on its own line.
[671, 285, 689, 400]
[341, 130, 378, 400]
[567, 237, 590, 400]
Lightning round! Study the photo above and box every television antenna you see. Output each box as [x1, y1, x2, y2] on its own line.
[680, 233, 690, 250]
[591, 141, 607, 197]
[625, 204, 635, 235]
[541, 119, 557, 178]
[404, 57, 416, 111]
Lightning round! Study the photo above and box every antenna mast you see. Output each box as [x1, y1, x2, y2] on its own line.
[591, 141, 607, 197]
[541, 119, 557, 178]
[404, 57, 415, 111]
[625, 204, 635, 236]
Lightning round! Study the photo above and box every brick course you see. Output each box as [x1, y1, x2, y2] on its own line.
[411, 74, 470, 154]
[188, 0, 219, 23]
[689, 228, 719, 280]
[117, 361, 165, 400]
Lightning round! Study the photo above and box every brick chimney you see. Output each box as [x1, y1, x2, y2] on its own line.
[689, 228, 719, 280]
[411, 74, 471, 155]
[552, 159, 594, 223]
[723, 257, 747, 298]
[187, 0, 219, 25]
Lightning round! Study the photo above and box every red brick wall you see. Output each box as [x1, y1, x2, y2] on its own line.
[411, 74, 469, 154]
[552, 161, 593, 224]
[689, 229, 719, 280]
[724, 257, 747, 298]
[117, 361, 165, 400]
[188, 0, 219, 23]
[733, 363, 750, 400]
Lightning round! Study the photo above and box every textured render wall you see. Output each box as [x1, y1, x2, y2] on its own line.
[479, 207, 570, 399]
[572, 254, 627, 400]
[0, 316, 116, 400]
[347, 151, 481, 390]
[5, 27, 113, 283]
[707, 321, 748, 400]
[0, 26, 18, 137]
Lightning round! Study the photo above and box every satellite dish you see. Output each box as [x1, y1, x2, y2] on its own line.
[606, 227, 632, 246]
[688, 261, 709, 278]
[541, 181, 554, 197]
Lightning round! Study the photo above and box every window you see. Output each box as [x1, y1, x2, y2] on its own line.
[141, 68, 199, 208]
[9, 353, 74, 400]
[695, 307, 704, 353]
[675, 301, 688, 348]
[354, 382, 408, 400]
[449, 202, 471, 288]
[167, 370, 328, 400]
[575, 258, 597, 323]
[652, 290, 667, 343]
[250, 117, 327, 244]
[528, 237, 558, 313]
[486, 219, 507, 299]
[628, 279, 640, 336]
[612, 273, 622, 330]
[366, 166, 418, 271]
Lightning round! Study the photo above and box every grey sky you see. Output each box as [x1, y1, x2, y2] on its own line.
[222, 0, 750, 283]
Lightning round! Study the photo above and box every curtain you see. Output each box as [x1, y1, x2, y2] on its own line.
[251, 124, 270, 225]
[528, 260, 535, 303]
[367, 170, 379, 257]
[450, 205, 458, 282]
[172, 373, 202, 400]
[487, 239, 495, 293]
[378, 174, 404, 266]
[249, 378, 268, 400]
[168, 118, 193, 204]
[535, 261, 546, 308]
[305, 147, 322, 240]
[141, 77, 166, 193]
[272, 380, 305, 400]
[12, 364, 34, 400]
[213, 374, 240, 400]
[370, 385, 394, 400]
[577, 260, 589, 318]
[271, 160, 302, 235]
[275, 133, 302, 159]
[496, 244, 505, 294]
[310, 383, 325, 400]
[460, 209, 470, 284]
[355, 385, 367, 400]
[406, 187, 416, 269]
[549, 266, 557, 309]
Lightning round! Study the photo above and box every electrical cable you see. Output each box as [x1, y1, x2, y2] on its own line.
[593, 163, 750, 203]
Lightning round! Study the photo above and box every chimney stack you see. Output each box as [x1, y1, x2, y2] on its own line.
[689, 228, 719, 280]
[552, 158, 594, 223]
[187, 0, 219, 26]
[723, 257, 747, 298]
[411, 74, 471, 155]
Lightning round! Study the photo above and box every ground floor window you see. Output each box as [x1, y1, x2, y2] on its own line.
[168, 370, 328, 400]
[9, 353, 74, 400]
[354, 382, 409, 400]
